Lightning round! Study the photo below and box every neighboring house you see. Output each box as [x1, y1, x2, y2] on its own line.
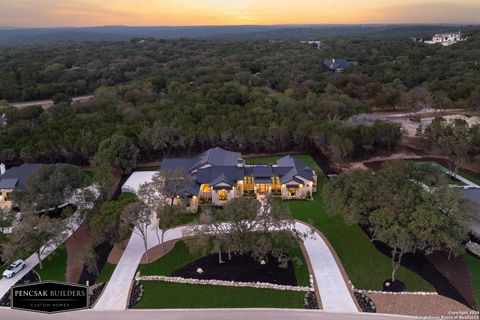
[0, 163, 44, 209]
[122, 147, 317, 212]
[301, 40, 321, 48]
[424, 32, 462, 46]
[324, 58, 358, 72]
[459, 189, 480, 237]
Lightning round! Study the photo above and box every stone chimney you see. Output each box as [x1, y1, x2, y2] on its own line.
[0, 163, 5, 175]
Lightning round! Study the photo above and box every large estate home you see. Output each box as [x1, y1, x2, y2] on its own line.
[424, 32, 462, 46]
[122, 147, 317, 212]
[0, 163, 44, 209]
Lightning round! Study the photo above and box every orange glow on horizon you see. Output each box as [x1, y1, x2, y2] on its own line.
[0, 1, 479, 27]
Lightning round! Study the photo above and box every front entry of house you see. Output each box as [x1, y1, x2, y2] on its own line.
[256, 184, 269, 194]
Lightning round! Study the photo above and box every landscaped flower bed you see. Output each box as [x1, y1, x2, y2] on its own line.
[304, 292, 319, 309]
[89, 282, 106, 308]
[128, 280, 144, 308]
[354, 291, 376, 313]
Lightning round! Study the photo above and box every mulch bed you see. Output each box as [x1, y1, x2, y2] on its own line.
[426, 251, 477, 309]
[172, 252, 298, 286]
[65, 221, 93, 283]
[383, 279, 406, 292]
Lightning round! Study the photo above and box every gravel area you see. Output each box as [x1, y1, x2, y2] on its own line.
[366, 292, 475, 317]
[107, 240, 129, 264]
[66, 222, 92, 282]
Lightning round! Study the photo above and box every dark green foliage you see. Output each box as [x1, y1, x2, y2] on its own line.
[13, 164, 83, 212]
[323, 161, 474, 282]
[1, 31, 479, 164]
[89, 192, 137, 245]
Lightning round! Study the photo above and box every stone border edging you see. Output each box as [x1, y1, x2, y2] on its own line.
[355, 289, 438, 296]
[136, 273, 314, 292]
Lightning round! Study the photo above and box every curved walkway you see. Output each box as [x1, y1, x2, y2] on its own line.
[94, 221, 358, 312]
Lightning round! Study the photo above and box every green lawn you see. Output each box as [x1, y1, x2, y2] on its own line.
[34, 245, 67, 282]
[466, 253, 480, 309]
[138, 241, 202, 276]
[134, 282, 305, 309]
[249, 154, 434, 292]
[96, 262, 116, 284]
[180, 213, 199, 225]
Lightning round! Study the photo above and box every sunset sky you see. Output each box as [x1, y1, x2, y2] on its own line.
[0, 0, 479, 28]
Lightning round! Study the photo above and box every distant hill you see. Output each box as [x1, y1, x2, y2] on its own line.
[0, 24, 477, 45]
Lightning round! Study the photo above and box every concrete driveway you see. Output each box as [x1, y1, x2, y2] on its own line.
[94, 221, 358, 312]
[0, 215, 82, 298]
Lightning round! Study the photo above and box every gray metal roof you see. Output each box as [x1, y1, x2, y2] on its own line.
[324, 58, 356, 70]
[160, 148, 316, 189]
[0, 178, 18, 189]
[251, 166, 273, 177]
[196, 166, 243, 185]
[0, 163, 44, 192]
[459, 189, 480, 236]
[276, 155, 315, 182]
[190, 147, 241, 171]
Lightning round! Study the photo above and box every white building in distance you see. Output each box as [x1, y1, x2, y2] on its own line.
[424, 32, 463, 46]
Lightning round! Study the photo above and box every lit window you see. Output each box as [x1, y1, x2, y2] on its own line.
[218, 190, 228, 201]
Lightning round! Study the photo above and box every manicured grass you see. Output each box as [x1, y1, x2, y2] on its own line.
[288, 245, 310, 287]
[134, 282, 305, 309]
[96, 262, 116, 284]
[466, 253, 480, 309]
[249, 154, 435, 292]
[180, 213, 199, 225]
[245, 155, 282, 165]
[34, 245, 67, 282]
[138, 241, 202, 276]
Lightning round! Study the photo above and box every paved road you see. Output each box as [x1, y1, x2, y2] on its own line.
[10, 95, 94, 109]
[0, 308, 414, 320]
[94, 221, 358, 312]
[0, 215, 81, 298]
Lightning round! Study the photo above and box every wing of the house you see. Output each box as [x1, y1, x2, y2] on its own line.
[0, 163, 44, 209]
